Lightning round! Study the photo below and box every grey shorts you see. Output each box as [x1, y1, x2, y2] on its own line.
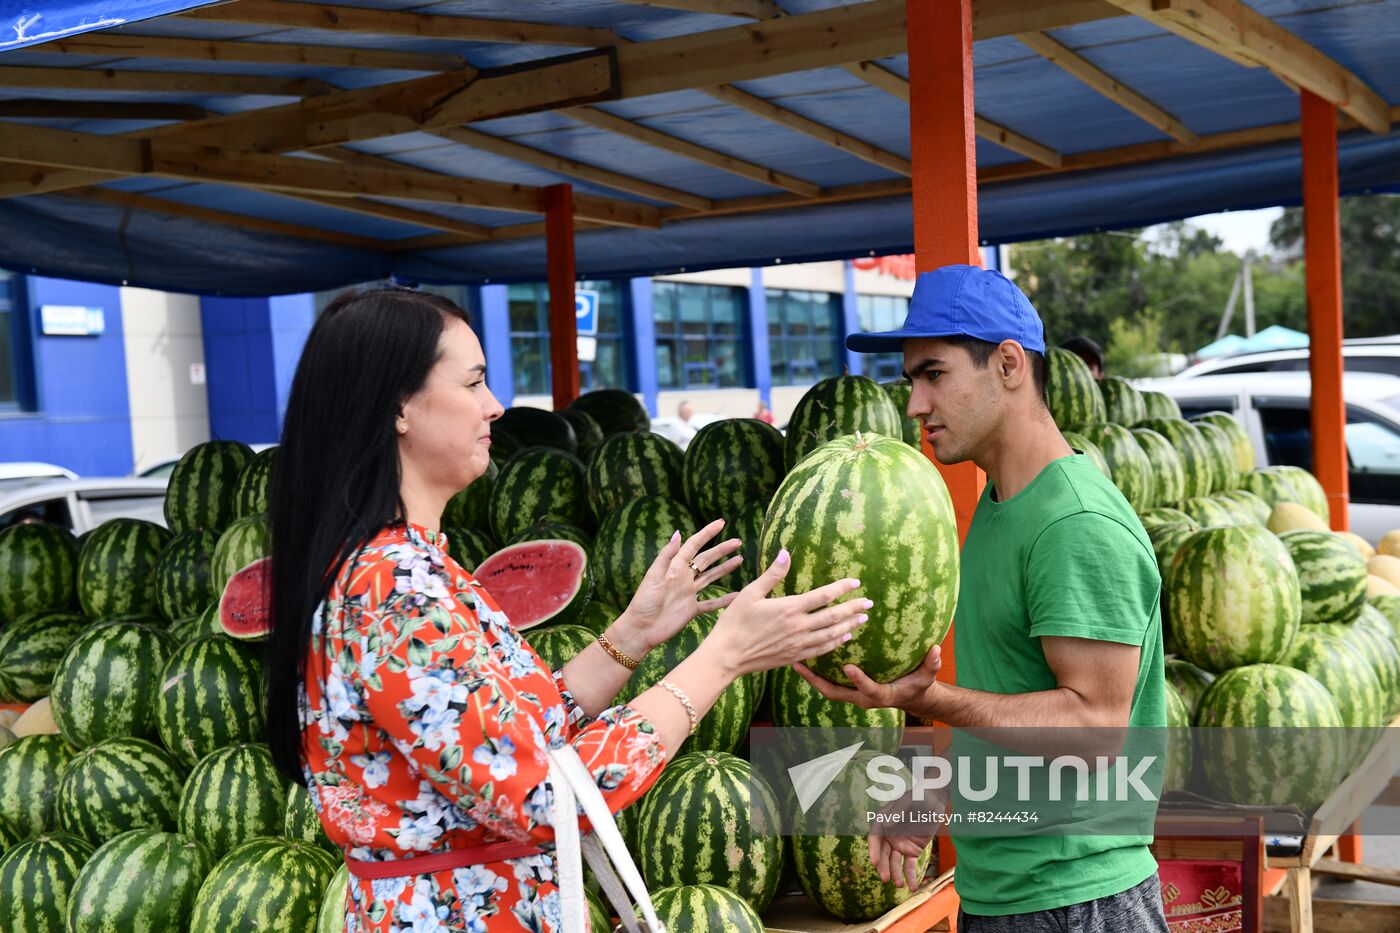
[958, 874, 1169, 933]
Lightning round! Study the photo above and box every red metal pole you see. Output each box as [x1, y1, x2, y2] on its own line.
[544, 183, 580, 410]
[1300, 92, 1349, 532]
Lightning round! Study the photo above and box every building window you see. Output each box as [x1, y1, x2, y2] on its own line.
[0, 272, 18, 407]
[856, 294, 909, 383]
[509, 281, 627, 397]
[652, 282, 746, 390]
[766, 289, 841, 387]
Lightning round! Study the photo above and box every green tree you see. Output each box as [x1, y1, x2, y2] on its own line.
[1104, 308, 1176, 378]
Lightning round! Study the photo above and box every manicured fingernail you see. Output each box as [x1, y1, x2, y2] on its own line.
[857, 614, 869, 624]
[862, 599, 874, 609]
[777, 548, 790, 565]
[842, 633, 853, 643]
[849, 579, 861, 590]
[671, 530, 680, 542]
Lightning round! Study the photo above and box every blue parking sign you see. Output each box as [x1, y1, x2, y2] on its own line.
[575, 289, 599, 336]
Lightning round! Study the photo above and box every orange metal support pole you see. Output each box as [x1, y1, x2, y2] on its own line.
[906, 0, 986, 878]
[544, 183, 581, 410]
[1300, 92, 1350, 532]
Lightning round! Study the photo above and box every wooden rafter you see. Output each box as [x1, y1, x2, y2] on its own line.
[0, 66, 334, 97]
[0, 100, 210, 121]
[275, 191, 491, 240]
[841, 60, 910, 99]
[608, 0, 784, 18]
[179, 1, 618, 48]
[1016, 31, 1199, 144]
[1101, 0, 1390, 134]
[973, 0, 1127, 39]
[33, 33, 470, 73]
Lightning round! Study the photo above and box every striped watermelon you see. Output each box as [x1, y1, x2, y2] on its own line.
[1192, 412, 1255, 475]
[157, 635, 265, 766]
[1167, 526, 1301, 673]
[1141, 390, 1182, 420]
[315, 864, 348, 933]
[637, 752, 783, 912]
[1207, 493, 1259, 526]
[586, 888, 609, 933]
[0, 610, 86, 703]
[560, 407, 605, 464]
[489, 447, 590, 541]
[173, 602, 224, 646]
[1163, 659, 1214, 720]
[283, 782, 337, 855]
[879, 380, 921, 447]
[521, 623, 595, 672]
[154, 530, 219, 623]
[1138, 419, 1215, 501]
[1217, 489, 1271, 525]
[593, 495, 697, 610]
[1060, 430, 1112, 479]
[566, 388, 650, 437]
[0, 815, 18, 853]
[1273, 466, 1330, 524]
[761, 433, 958, 686]
[231, 446, 277, 520]
[682, 419, 785, 520]
[792, 832, 930, 922]
[1192, 420, 1239, 492]
[1345, 617, 1400, 721]
[644, 883, 764, 933]
[188, 837, 340, 933]
[56, 737, 185, 845]
[1138, 507, 1194, 534]
[1281, 628, 1382, 731]
[178, 744, 287, 861]
[586, 432, 685, 521]
[1164, 684, 1192, 791]
[0, 833, 95, 933]
[1046, 348, 1105, 429]
[77, 519, 172, 619]
[1132, 428, 1186, 508]
[210, 514, 270, 595]
[164, 441, 254, 534]
[783, 375, 902, 471]
[51, 619, 175, 747]
[1280, 530, 1368, 626]
[441, 459, 497, 532]
[1373, 594, 1400, 634]
[444, 526, 496, 574]
[1194, 664, 1346, 809]
[0, 735, 75, 836]
[507, 520, 592, 554]
[1100, 376, 1147, 426]
[1070, 423, 1154, 511]
[67, 829, 214, 931]
[474, 540, 592, 630]
[0, 523, 77, 623]
[1151, 521, 1200, 656]
[494, 407, 578, 457]
[1238, 469, 1301, 510]
[1179, 497, 1239, 528]
[720, 499, 766, 592]
[572, 601, 619, 636]
[770, 664, 904, 748]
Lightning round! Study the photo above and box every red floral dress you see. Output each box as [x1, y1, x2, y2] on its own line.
[299, 522, 668, 933]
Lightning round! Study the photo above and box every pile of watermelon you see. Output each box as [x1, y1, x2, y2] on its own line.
[1048, 351, 1400, 811]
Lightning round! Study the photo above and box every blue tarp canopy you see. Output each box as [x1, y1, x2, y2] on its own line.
[0, 0, 1397, 296]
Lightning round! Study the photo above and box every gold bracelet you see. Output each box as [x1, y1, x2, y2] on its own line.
[659, 679, 699, 736]
[596, 632, 640, 671]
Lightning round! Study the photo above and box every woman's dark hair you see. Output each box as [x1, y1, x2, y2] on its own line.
[265, 286, 470, 783]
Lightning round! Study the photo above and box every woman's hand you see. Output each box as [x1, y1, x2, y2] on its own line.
[615, 519, 744, 657]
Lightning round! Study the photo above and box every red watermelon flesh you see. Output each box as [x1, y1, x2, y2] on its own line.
[220, 555, 271, 641]
[474, 540, 590, 630]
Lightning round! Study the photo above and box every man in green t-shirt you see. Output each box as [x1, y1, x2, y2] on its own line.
[798, 264, 1167, 931]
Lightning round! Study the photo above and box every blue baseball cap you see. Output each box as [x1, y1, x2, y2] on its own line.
[845, 264, 1046, 354]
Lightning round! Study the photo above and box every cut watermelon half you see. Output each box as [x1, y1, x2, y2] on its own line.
[220, 556, 271, 641]
[474, 540, 591, 631]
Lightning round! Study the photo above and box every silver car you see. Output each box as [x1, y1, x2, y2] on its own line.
[0, 478, 169, 534]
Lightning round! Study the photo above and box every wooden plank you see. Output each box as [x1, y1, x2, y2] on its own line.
[842, 60, 910, 101]
[31, 33, 471, 73]
[0, 100, 209, 121]
[1264, 894, 1400, 933]
[279, 191, 493, 240]
[661, 177, 911, 220]
[565, 104, 821, 197]
[701, 84, 912, 176]
[0, 122, 145, 174]
[180, 1, 618, 48]
[609, 0, 784, 18]
[1314, 859, 1400, 888]
[0, 66, 333, 97]
[974, 115, 1062, 166]
[1102, 0, 1390, 134]
[973, 0, 1128, 39]
[1016, 31, 1199, 144]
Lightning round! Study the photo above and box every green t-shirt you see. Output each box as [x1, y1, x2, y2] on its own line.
[950, 452, 1166, 916]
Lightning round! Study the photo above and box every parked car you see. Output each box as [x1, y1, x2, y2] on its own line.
[0, 478, 169, 534]
[1139, 372, 1400, 544]
[1173, 338, 1400, 380]
[135, 442, 275, 479]
[0, 462, 80, 495]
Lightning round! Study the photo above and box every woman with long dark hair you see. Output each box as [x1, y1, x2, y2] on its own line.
[264, 287, 870, 933]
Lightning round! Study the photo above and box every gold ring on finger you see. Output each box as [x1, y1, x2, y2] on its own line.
[688, 559, 702, 578]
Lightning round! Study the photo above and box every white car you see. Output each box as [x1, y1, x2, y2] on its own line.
[0, 478, 170, 535]
[0, 462, 80, 495]
[1173, 338, 1400, 380]
[1138, 372, 1400, 544]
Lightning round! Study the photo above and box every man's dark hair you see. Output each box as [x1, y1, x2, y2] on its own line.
[946, 335, 1048, 406]
[1059, 335, 1103, 373]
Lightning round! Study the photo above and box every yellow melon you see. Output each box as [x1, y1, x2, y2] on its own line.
[1268, 502, 1328, 535]
[1379, 530, 1400, 558]
[1370, 575, 1400, 598]
[1370, 555, 1400, 591]
[1339, 532, 1376, 560]
[11, 697, 57, 738]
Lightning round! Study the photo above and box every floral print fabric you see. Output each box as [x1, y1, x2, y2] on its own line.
[299, 522, 667, 932]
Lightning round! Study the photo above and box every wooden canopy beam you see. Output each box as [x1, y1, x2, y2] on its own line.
[179, 1, 618, 48]
[0, 99, 210, 121]
[973, 0, 1128, 39]
[1101, 0, 1390, 134]
[1016, 31, 1199, 144]
[275, 191, 491, 240]
[609, 0, 784, 18]
[31, 32, 470, 73]
[0, 66, 334, 97]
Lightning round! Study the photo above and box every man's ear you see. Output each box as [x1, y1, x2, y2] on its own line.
[998, 340, 1027, 388]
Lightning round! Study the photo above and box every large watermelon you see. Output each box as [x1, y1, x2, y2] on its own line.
[587, 432, 686, 520]
[1138, 419, 1215, 501]
[474, 540, 591, 630]
[315, 864, 348, 933]
[0, 833, 95, 933]
[770, 664, 904, 751]
[441, 458, 497, 532]
[56, 737, 185, 845]
[0, 610, 86, 703]
[720, 499, 766, 592]
[682, 419, 785, 521]
[179, 744, 287, 861]
[1346, 616, 1400, 721]
[444, 526, 496, 574]
[1178, 496, 1238, 529]
[283, 782, 338, 855]
[51, 619, 175, 747]
[879, 380, 921, 447]
[488, 447, 590, 541]
[232, 447, 277, 520]
[1070, 422, 1153, 512]
[783, 375, 902, 471]
[0, 735, 75, 836]
[1374, 594, 1400, 635]
[1151, 521, 1200, 654]
[157, 635, 265, 766]
[1216, 489, 1271, 525]
[1045, 348, 1105, 429]
[1272, 466, 1330, 524]
[66, 829, 213, 931]
[1099, 376, 1147, 427]
[493, 406, 578, 457]
[1163, 659, 1214, 720]
[164, 441, 254, 534]
[506, 520, 592, 554]
[1280, 530, 1368, 626]
[1141, 390, 1182, 420]
[154, 529, 219, 623]
[1138, 507, 1194, 534]
[1192, 412, 1255, 476]
[1192, 420, 1239, 492]
[1238, 469, 1301, 510]
[791, 833, 930, 922]
[1281, 628, 1383, 732]
[637, 752, 783, 912]
[174, 602, 224, 646]
[0, 523, 78, 623]
[1131, 428, 1186, 509]
[1164, 684, 1192, 792]
[643, 883, 764, 933]
[761, 433, 958, 686]
[593, 495, 697, 610]
[188, 838, 340, 933]
[572, 600, 620, 636]
[566, 388, 651, 437]
[210, 514, 270, 595]
[560, 407, 605, 464]
[521, 623, 595, 672]
[1208, 492, 1259, 527]
[1167, 526, 1301, 672]
[1060, 430, 1112, 479]
[77, 519, 173, 619]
